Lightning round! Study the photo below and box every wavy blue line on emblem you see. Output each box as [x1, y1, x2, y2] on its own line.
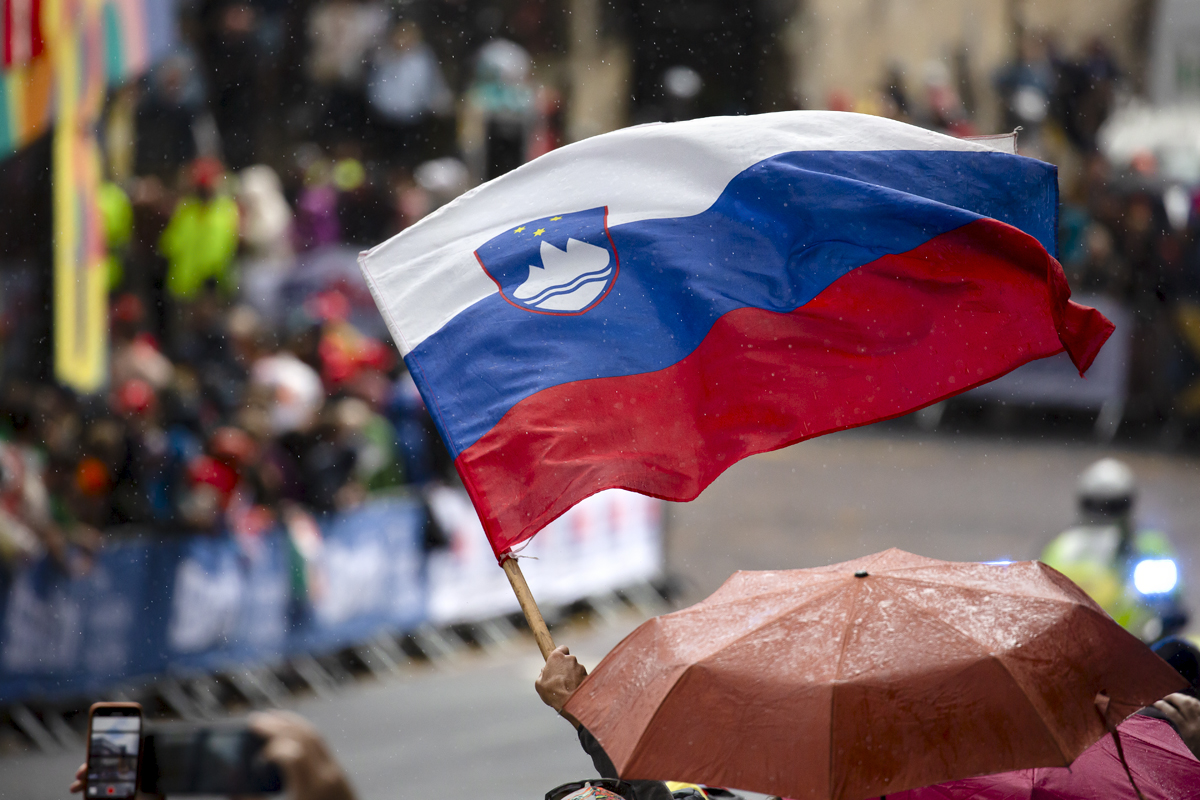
[521, 267, 615, 306]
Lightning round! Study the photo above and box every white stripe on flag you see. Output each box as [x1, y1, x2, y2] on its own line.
[360, 111, 1008, 354]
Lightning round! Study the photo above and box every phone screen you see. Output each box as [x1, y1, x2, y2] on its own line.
[86, 708, 142, 799]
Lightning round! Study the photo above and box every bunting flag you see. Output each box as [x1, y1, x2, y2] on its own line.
[3, 0, 44, 66]
[0, 0, 53, 154]
[99, 0, 147, 85]
[0, 0, 157, 390]
[1, 0, 150, 158]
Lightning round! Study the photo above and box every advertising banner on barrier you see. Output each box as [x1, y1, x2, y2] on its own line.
[0, 496, 427, 702]
[164, 534, 290, 674]
[0, 541, 155, 702]
[425, 487, 664, 626]
[284, 498, 426, 655]
[0, 491, 661, 703]
[165, 497, 426, 672]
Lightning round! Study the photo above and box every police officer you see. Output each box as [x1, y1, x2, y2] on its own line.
[1041, 458, 1187, 642]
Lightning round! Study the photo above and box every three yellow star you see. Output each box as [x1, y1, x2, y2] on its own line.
[534, 228, 546, 236]
[514, 226, 526, 233]
[550, 216, 562, 221]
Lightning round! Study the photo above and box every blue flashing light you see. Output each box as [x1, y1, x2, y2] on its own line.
[1133, 559, 1179, 596]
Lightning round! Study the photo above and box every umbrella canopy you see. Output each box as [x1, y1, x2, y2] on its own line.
[564, 549, 1185, 800]
[884, 715, 1200, 800]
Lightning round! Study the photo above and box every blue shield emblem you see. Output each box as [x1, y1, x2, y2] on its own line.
[475, 206, 619, 315]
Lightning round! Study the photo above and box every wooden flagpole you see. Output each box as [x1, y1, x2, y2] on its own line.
[501, 555, 556, 660]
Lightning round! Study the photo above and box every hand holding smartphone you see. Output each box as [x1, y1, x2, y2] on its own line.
[84, 703, 143, 799]
[74, 709, 354, 800]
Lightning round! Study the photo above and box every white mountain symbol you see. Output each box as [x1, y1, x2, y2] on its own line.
[512, 238, 613, 311]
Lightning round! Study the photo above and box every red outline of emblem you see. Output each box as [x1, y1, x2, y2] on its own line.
[475, 206, 621, 317]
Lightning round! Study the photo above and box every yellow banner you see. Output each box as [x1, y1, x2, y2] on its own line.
[48, 0, 107, 393]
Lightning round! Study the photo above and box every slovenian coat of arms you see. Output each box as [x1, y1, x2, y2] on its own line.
[474, 206, 619, 315]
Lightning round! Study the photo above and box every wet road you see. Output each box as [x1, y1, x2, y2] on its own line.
[4, 427, 1199, 799]
[668, 427, 1200, 605]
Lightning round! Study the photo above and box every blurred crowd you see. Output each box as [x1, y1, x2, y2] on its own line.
[0, 1, 568, 572]
[3, 4, 1200, 572]
[0, 272, 454, 572]
[844, 31, 1200, 434]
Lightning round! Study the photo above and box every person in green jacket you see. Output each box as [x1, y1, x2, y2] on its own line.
[97, 181, 133, 291]
[1041, 458, 1188, 642]
[159, 157, 241, 300]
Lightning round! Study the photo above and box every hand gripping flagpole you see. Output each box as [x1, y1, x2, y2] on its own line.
[500, 553, 556, 660]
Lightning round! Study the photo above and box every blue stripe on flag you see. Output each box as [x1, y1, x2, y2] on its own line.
[407, 149, 1056, 457]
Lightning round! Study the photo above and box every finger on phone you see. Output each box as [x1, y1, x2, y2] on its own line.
[69, 762, 86, 793]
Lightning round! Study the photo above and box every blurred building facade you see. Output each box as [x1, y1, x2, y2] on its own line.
[565, 0, 1154, 138]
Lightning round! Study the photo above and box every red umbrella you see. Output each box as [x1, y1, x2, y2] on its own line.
[883, 715, 1200, 800]
[564, 549, 1185, 800]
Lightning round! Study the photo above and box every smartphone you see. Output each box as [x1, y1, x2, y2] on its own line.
[141, 724, 283, 796]
[85, 702, 143, 799]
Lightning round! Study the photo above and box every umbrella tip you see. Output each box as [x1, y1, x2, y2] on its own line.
[854, 570, 869, 578]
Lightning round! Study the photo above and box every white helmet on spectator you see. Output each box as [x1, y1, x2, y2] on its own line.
[1078, 457, 1136, 516]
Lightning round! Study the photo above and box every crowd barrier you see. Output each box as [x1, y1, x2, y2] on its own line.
[0, 490, 664, 705]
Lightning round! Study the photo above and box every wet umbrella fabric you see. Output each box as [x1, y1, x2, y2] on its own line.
[564, 549, 1185, 800]
[883, 715, 1200, 800]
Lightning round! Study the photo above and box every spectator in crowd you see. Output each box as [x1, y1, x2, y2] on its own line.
[1056, 37, 1122, 153]
[1147, 637, 1200, 758]
[109, 294, 174, 392]
[160, 158, 240, 303]
[461, 38, 535, 181]
[1066, 224, 1131, 299]
[0, 384, 101, 571]
[366, 19, 452, 167]
[98, 180, 134, 290]
[135, 54, 206, 180]
[306, 0, 389, 146]
[919, 60, 975, 136]
[1156, 693, 1200, 759]
[993, 32, 1057, 154]
[293, 156, 344, 251]
[107, 378, 175, 525]
[202, 2, 262, 169]
[239, 165, 294, 263]
[0, 386, 63, 568]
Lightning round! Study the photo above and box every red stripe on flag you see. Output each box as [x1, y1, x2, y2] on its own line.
[454, 217, 1113, 558]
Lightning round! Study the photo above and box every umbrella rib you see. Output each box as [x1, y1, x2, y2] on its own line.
[883, 586, 1073, 767]
[879, 572, 1090, 608]
[697, 573, 850, 609]
[886, 581, 1158, 720]
[829, 575, 868, 796]
[687, 580, 852, 658]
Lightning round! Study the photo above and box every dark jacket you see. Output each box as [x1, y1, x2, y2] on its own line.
[577, 725, 672, 800]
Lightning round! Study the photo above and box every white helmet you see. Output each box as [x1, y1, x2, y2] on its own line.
[1078, 458, 1136, 515]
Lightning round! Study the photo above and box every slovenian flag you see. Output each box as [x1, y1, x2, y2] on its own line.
[361, 111, 1113, 559]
